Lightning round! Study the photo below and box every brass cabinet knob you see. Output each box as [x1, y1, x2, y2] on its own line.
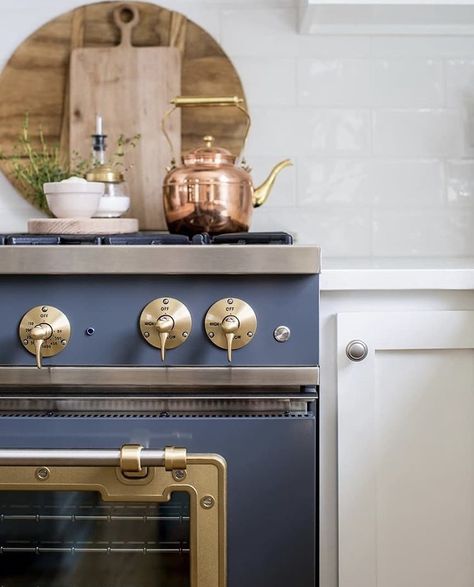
[346, 340, 368, 362]
[205, 298, 257, 363]
[139, 298, 192, 362]
[19, 306, 71, 369]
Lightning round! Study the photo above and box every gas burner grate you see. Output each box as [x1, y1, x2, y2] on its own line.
[212, 231, 293, 245]
[0, 231, 293, 246]
[4, 235, 102, 246]
[101, 233, 190, 245]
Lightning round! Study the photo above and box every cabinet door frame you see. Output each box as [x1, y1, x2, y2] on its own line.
[337, 310, 474, 587]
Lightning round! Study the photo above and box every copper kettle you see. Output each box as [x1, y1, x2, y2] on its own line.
[161, 96, 292, 236]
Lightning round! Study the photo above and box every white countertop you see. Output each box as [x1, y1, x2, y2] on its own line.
[321, 257, 474, 291]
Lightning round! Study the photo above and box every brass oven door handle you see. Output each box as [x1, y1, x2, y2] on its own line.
[0, 445, 191, 473]
[0, 446, 166, 471]
[0, 444, 227, 587]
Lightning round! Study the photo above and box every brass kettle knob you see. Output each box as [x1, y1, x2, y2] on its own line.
[19, 306, 71, 369]
[203, 135, 214, 148]
[205, 298, 257, 363]
[139, 298, 192, 362]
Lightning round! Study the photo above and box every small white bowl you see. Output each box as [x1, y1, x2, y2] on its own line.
[44, 177, 104, 219]
[94, 196, 130, 218]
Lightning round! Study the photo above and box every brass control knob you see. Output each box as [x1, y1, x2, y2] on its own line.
[205, 298, 257, 362]
[19, 306, 71, 369]
[156, 314, 174, 362]
[221, 315, 240, 362]
[139, 298, 192, 362]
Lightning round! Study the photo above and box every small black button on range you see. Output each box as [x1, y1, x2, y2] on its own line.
[85, 327, 95, 336]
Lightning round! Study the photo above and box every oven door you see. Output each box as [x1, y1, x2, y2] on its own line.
[0, 445, 225, 587]
[0, 394, 317, 587]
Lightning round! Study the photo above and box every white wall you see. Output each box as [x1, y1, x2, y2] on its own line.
[0, 0, 473, 257]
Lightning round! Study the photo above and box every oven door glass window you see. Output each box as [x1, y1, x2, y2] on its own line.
[0, 490, 190, 587]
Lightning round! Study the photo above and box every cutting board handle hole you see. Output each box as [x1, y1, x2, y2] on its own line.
[118, 7, 136, 24]
[113, 4, 140, 45]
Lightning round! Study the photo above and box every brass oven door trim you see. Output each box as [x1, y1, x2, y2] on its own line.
[0, 446, 227, 587]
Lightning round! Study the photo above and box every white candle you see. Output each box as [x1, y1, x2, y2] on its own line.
[95, 114, 103, 135]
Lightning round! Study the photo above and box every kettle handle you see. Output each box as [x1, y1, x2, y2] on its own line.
[161, 96, 251, 165]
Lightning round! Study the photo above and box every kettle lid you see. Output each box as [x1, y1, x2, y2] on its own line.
[184, 135, 235, 166]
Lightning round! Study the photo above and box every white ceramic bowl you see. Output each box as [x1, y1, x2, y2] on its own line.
[44, 177, 105, 219]
[94, 196, 130, 218]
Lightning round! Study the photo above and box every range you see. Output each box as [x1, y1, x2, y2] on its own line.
[0, 232, 320, 587]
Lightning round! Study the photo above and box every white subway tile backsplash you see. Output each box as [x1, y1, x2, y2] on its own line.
[297, 159, 371, 205]
[233, 58, 296, 106]
[373, 59, 444, 108]
[0, 208, 30, 232]
[370, 36, 474, 58]
[371, 159, 444, 207]
[252, 205, 372, 255]
[373, 110, 465, 157]
[298, 207, 372, 255]
[245, 107, 298, 156]
[297, 59, 371, 107]
[0, 174, 38, 212]
[446, 160, 474, 205]
[251, 206, 298, 235]
[220, 8, 299, 57]
[297, 158, 444, 209]
[296, 109, 372, 155]
[373, 208, 474, 256]
[297, 35, 371, 59]
[446, 59, 474, 109]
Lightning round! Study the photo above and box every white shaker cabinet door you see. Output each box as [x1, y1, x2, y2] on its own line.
[337, 311, 474, 587]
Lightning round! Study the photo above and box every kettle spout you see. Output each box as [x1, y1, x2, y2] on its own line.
[253, 159, 293, 207]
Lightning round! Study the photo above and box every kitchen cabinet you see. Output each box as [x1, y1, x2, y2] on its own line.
[337, 310, 474, 587]
[299, 0, 474, 35]
[318, 259, 474, 587]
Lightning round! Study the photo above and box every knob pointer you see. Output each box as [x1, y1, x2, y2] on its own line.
[221, 315, 239, 363]
[156, 315, 174, 362]
[30, 324, 53, 369]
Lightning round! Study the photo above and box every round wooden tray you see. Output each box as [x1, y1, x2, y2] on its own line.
[28, 218, 139, 235]
[0, 1, 246, 214]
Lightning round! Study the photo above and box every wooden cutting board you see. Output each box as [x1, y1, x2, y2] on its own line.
[69, 3, 181, 230]
[28, 218, 139, 235]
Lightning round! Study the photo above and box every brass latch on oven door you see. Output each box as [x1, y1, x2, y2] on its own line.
[119, 444, 187, 477]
